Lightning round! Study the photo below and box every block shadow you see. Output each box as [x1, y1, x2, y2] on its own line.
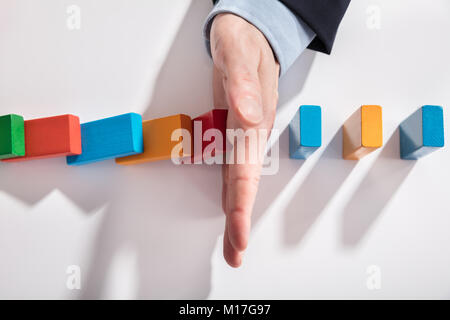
[0, 158, 120, 213]
[341, 129, 417, 247]
[283, 127, 357, 246]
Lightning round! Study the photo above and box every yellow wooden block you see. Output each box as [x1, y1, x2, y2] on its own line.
[116, 114, 192, 165]
[343, 105, 382, 160]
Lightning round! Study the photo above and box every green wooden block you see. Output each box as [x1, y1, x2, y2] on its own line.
[0, 114, 25, 160]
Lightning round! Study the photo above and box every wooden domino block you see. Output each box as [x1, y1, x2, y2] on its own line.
[289, 105, 322, 159]
[116, 114, 192, 165]
[192, 109, 228, 163]
[400, 105, 444, 160]
[67, 113, 143, 166]
[343, 105, 383, 160]
[0, 114, 25, 160]
[3, 114, 81, 162]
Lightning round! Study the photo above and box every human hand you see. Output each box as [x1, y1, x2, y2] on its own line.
[210, 13, 280, 267]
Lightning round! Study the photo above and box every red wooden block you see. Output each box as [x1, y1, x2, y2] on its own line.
[192, 109, 228, 163]
[3, 114, 82, 162]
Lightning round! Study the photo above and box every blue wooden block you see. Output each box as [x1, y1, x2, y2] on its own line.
[289, 105, 322, 159]
[400, 105, 444, 160]
[67, 113, 143, 165]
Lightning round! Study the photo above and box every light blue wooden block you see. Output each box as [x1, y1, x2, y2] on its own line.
[400, 105, 444, 160]
[289, 105, 322, 159]
[67, 113, 143, 165]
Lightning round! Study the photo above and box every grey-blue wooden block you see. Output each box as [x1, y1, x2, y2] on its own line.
[400, 105, 444, 160]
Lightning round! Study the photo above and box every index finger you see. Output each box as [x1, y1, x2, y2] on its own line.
[225, 162, 262, 252]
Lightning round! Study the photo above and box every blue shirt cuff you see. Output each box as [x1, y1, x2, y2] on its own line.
[203, 0, 316, 77]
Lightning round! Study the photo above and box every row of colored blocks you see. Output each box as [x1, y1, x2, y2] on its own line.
[0, 105, 445, 164]
[0, 110, 228, 165]
[289, 105, 445, 160]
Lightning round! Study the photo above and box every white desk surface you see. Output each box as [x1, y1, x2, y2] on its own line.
[0, 0, 449, 299]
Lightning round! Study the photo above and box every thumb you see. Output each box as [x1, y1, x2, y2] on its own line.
[222, 64, 265, 129]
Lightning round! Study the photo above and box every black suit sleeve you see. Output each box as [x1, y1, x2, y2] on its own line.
[211, 0, 351, 54]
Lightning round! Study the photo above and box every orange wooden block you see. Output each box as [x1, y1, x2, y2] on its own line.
[343, 105, 383, 160]
[3, 114, 82, 162]
[116, 114, 192, 165]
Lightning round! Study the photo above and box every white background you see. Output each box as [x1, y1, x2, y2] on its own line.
[0, 0, 449, 299]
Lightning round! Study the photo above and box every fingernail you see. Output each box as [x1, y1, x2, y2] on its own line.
[237, 98, 264, 125]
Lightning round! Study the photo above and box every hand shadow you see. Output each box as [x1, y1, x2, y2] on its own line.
[81, 0, 316, 298]
[341, 129, 417, 247]
[80, 0, 223, 299]
[0, 0, 315, 299]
